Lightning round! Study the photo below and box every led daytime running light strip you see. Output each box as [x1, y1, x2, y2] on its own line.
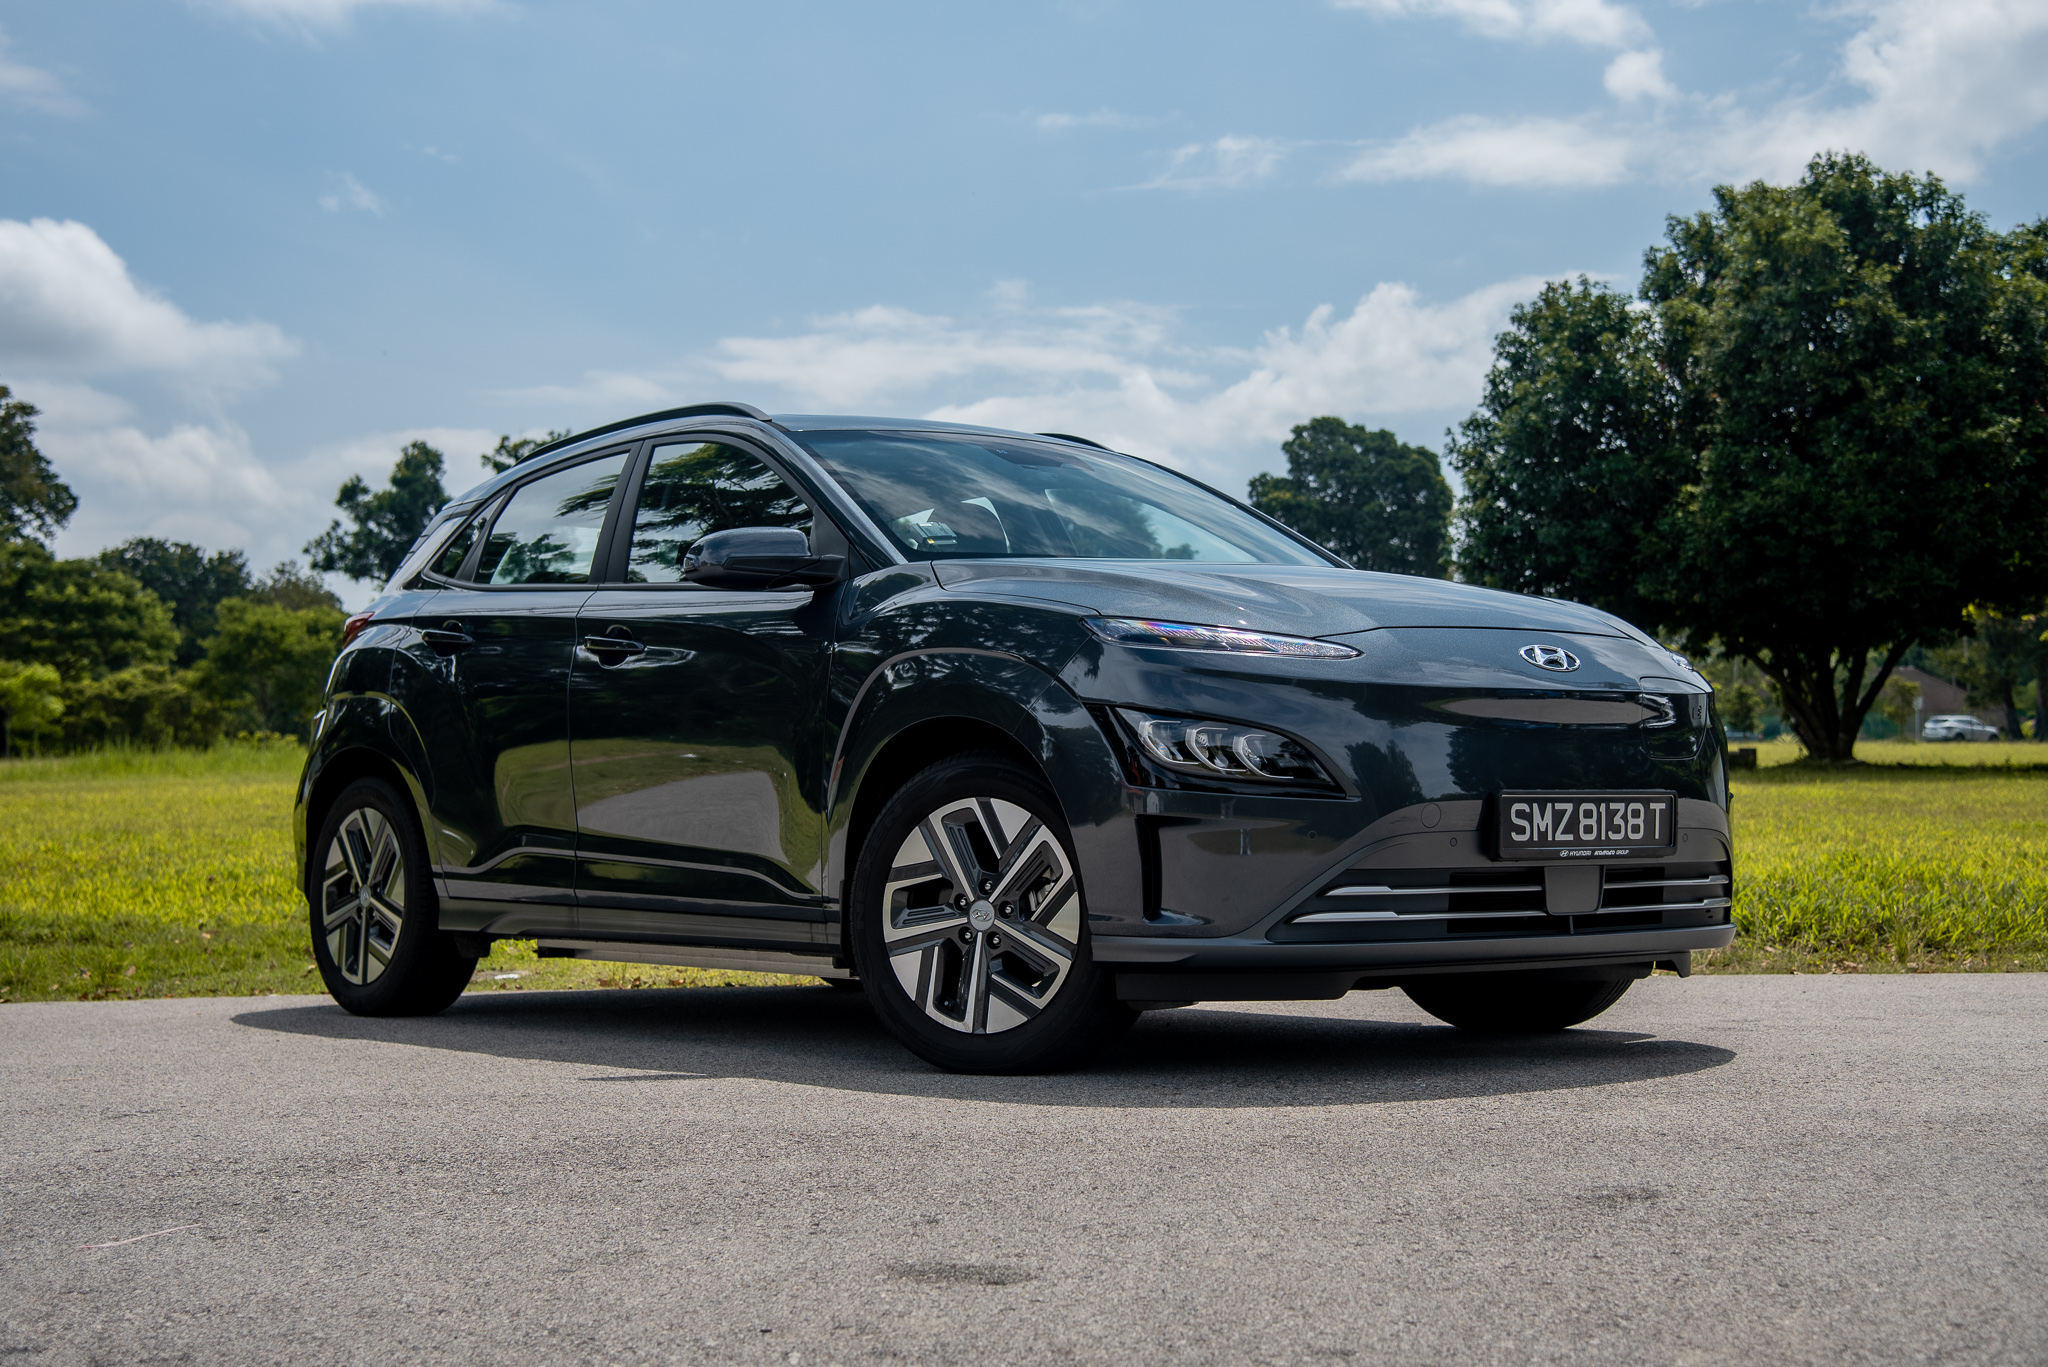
[1084, 617, 1358, 659]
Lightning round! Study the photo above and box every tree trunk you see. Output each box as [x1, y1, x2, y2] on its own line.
[2037, 664, 2047, 741]
[2002, 681, 2024, 739]
[1766, 641, 1909, 762]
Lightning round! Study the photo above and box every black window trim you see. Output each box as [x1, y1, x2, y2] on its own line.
[417, 444, 642, 591]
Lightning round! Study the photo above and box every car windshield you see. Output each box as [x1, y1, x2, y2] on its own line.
[794, 430, 1328, 565]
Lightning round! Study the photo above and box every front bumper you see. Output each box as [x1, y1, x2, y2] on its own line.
[1096, 923, 1734, 1000]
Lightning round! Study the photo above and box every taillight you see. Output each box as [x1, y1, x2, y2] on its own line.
[340, 611, 375, 649]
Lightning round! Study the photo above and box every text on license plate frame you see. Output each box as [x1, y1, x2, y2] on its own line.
[1495, 791, 1677, 860]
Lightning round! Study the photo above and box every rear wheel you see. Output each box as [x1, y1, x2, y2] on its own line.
[849, 752, 1135, 1073]
[1404, 973, 1633, 1033]
[309, 778, 476, 1017]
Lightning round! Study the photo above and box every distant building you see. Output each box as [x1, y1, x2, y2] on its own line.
[1892, 666, 2004, 730]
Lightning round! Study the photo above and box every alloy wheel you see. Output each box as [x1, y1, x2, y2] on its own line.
[880, 796, 1081, 1034]
[320, 806, 407, 985]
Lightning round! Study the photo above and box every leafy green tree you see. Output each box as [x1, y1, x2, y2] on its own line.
[305, 440, 449, 583]
[59, 665, 222, 750]
[1936, 609, 2047, 738]
[1874, 674, 1921, 736]
[0, 386, 76, 544]
[1449, 280, 1687, 627]
[0, 540, 177, 679]
[1646, 155, 2048, 758]
[1250, 417, 1452, 576]
[482, 429, 572, 473]
[0, 660, 64, 756]
[1451, 155, 2048, 761]
[96, 538, 253, 667]
[193, 598, 345, 736]
[244, 560, 342, 613]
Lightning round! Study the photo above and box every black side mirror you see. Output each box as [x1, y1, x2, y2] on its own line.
[683, 526, 845, 590]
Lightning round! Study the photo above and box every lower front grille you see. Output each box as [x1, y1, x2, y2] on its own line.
[1272, 859, 1732, 943]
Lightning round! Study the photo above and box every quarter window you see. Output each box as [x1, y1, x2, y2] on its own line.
[474, 452, 629, 585]
[431, 509, 485, 578]
[623, 442, 813, 583]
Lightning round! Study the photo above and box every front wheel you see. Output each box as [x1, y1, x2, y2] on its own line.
[849, 752, 1135, 1074]
[1404, 973, 1634, 1033]
[309, 778, 476, 1017]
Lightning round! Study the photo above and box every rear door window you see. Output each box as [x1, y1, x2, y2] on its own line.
[475, 453, 630, 585]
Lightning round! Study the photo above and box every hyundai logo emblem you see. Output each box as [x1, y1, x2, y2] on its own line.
[1519, 644, 1580, 672]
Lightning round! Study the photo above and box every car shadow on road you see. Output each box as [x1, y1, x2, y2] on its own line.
[232, 985, 1733, 1109]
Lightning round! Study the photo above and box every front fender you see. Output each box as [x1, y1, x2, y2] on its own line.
[822, 646, 1137, 931]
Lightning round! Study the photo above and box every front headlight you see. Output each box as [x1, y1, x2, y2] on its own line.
[1115, 708, 1339, 787]
[1084, 617, 1359, 660]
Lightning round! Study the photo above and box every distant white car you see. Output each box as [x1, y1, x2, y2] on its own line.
[1922, 714, 2002, 742]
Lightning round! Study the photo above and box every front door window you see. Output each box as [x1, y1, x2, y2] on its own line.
[623, 441, 814, 583]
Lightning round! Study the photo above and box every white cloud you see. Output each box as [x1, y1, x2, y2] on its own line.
[193, 0, 489, 29]
[1339, 0, 2048, 188]
[1703, 0, 2048, 184]
[0, 25, 83, 116]
[514, 278, 1543, 492]
[0, 219, 297, 392]
[1341, 115, 1635, 186]
[1335, 0, 1650, 48]
[1603, 48, 1675, 103]
[1034, 109, 1151, 133]
[318, 172, 387, 215]
[34, 385, 497, 602]
[1144, 135, 1290, 190]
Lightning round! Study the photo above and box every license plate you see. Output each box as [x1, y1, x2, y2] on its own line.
[1496, 791, 1677, 860]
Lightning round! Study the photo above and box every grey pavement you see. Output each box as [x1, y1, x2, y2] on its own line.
[2, 975, 2044, 1367]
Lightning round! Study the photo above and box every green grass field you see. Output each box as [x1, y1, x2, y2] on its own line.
[2, 739, 2043, 1002]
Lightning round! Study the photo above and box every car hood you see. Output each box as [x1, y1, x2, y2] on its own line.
[930, 559, 1641, 640]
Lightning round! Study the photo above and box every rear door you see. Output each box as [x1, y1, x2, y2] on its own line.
[568, 437, 838, 950]
[396, 449, 632, 934]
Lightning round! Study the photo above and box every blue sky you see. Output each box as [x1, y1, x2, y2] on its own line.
[2, 0, 2046, 601]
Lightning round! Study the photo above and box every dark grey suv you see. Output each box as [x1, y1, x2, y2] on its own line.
[297, 403, 1734, 1072]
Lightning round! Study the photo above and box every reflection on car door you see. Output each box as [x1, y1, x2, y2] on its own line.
[568, 439, 837, 950]
[397, 450, 630, 936]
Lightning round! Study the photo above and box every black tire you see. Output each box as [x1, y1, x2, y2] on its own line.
[849, 751, 1135, 1074]
[308, 778, 476, 1017]
[1403, 972, 1634, 1033]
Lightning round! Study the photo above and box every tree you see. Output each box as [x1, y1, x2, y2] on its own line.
[1450, 155, 2048, 761]
[59, 665, 222, 751]
[0, 386, 76, 544]
[0, 660, 64, 756]
[1874, 674, 1921, 737]
[1449, 279, 1687, 628]
[193, 598, 345, 736]
[244, 560, 342, 613]
[1248, 417, 1452, 576]
[96, 538, 253, 667]
[482, 429, 572, 473]
[0, 540, 177, 679]
[1645, 154, 2048, 759]
[305, 440, 449, 582]
[1937, 609, 2047, 739]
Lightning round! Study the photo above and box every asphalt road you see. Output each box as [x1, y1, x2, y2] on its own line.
[3, 975, 2045, 1367]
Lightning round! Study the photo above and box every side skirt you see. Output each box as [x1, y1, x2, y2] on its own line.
[532, 939, 855, 980]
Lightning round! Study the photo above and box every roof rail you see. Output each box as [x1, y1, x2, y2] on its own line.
[1036, 431, 1112, 450]
[517, 401, 774, 465]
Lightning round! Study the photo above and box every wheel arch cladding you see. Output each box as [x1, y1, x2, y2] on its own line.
[826, 651, 1133, 944]
[300, 746, 430, 903]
